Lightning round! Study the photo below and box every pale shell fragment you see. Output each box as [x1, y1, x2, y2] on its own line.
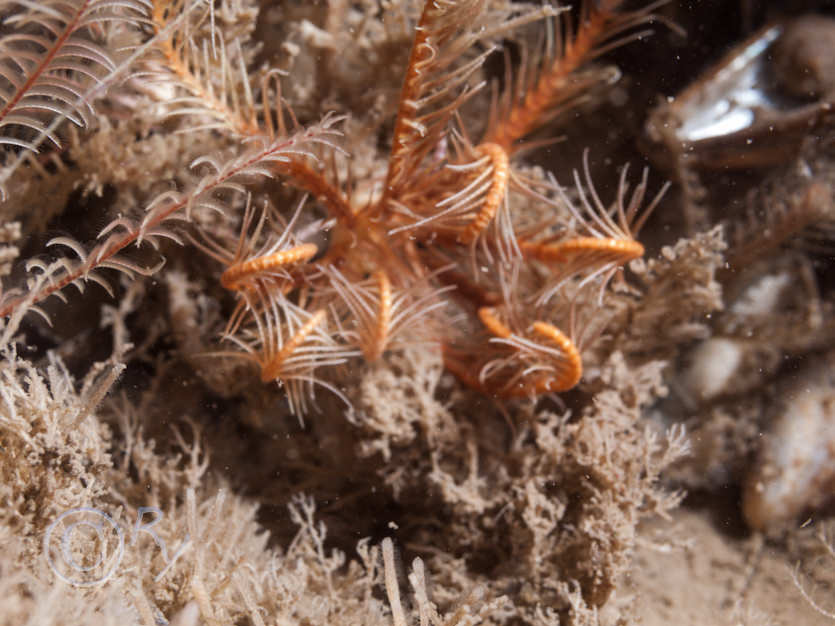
[743, 353, 835, 530]
[680, 337, 743, 403]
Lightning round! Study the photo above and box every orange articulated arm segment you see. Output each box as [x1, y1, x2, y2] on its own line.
[382, 0, 490, 202]
[459, 143, 510, 244]
[365, 270, 392, 362]
[272, 157, 356, 226]
[383, 2, 440, 198]
[261, 309, 328, 382]
[501, 370, 580, 397]
[478, 307, 512, 339]
[522, 236, 644, 265]
[442, 348, 488, 394]
[531, 321, 582, 391]
[220, 242, 318, 291]
[490, 3, 622, 152]
[520, 239, 570, 263]
[424, 259, 500, 307]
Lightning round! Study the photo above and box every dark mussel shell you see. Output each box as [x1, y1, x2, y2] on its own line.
[645, 17, 834, 172]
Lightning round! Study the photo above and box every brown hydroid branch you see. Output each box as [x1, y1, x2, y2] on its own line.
[0, 115, 343, 319]
[150, 0, 260, 136]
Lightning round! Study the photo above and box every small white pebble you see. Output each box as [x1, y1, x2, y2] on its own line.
[681, 338, 742, 402]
